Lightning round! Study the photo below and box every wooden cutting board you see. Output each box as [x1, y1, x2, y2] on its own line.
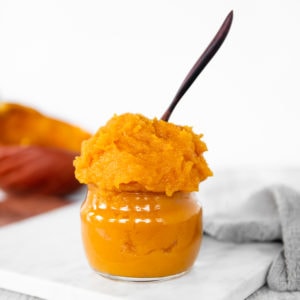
[0, 196, 281, 300]
[0, 192, 71, 226]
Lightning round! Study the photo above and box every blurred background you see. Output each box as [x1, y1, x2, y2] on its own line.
[0, 0, 300, 170]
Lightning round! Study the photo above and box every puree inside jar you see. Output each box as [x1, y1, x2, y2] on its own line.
[81, 188, 202, 278]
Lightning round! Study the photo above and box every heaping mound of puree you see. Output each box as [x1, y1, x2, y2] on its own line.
[74, 113, 212, 196]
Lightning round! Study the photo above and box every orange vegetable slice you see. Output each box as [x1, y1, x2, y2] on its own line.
[0, 102, 91, 152]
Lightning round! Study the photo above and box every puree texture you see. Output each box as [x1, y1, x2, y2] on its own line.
[74, 113, 212, 196]
[80, 189, 203, 278]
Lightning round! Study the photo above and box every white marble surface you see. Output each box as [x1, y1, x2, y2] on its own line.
[0, 195, 281, 300]
[0, 288, 42, 300]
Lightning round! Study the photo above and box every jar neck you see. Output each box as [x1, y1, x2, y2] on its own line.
[87, 184, 196, 199]
[85, 186, 200, 213]
[83, 188, 200, 220]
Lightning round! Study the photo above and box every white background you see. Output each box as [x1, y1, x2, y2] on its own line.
[0, 0, 300, 170]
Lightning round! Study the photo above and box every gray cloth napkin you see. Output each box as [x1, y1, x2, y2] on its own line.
[203, 184, 300, 292]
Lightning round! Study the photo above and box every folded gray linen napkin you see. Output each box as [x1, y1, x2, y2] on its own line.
[203, 184, 300, 292]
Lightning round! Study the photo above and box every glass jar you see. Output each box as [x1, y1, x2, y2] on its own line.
[80, 184, 203, 281]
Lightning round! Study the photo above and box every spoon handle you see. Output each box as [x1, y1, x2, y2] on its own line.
[161, 10, 233, 122]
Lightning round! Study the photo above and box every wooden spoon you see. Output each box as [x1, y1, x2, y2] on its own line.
[161, 10, 233, 122]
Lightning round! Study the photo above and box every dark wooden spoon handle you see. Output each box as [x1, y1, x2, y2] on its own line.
[161, 10, 233, 122]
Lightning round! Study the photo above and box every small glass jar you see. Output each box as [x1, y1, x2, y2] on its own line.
[80, 184, 203, 281]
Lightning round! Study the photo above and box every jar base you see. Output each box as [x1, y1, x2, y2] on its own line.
[94, 269, 190, 282]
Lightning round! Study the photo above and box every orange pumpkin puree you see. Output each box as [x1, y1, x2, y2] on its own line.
[74, 113, 212, 278]
[74, 113, 212, 196]
[80, 189, 203, 278]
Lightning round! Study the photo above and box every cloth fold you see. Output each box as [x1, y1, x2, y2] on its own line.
[203, 184, 300, 292]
